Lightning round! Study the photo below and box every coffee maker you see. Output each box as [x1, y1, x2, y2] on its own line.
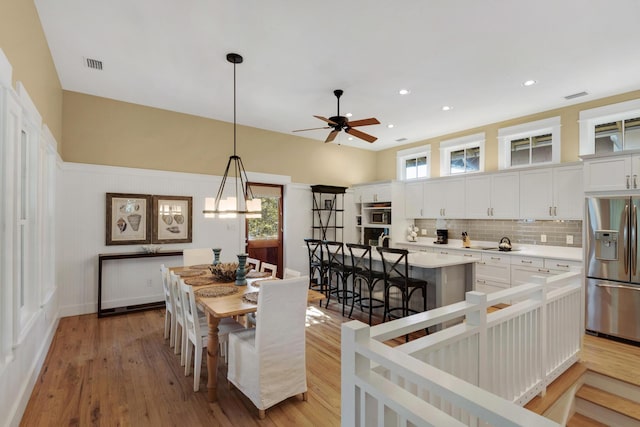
[436, 229, 448, 244]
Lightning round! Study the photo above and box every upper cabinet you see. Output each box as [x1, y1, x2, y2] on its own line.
[404, 181, 425, 218]
[354, 182, 391, 203]
[465, 172, 519, 219]
[423, 177, 466, 219]
[583, 152, 640, 192]
[519, 164, 583, 220]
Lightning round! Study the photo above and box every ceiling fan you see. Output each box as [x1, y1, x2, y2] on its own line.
[293, 89, 380, 143]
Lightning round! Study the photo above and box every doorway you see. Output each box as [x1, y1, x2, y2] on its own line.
[245, 183, 283, 278]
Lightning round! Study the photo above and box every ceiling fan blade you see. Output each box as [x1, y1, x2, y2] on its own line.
[325, 130, 339, 143]
[345, 127, 377, 143]
[292, 126, 331, 132]
[347, 118, 380, 127]
[314, 115, 339, 126]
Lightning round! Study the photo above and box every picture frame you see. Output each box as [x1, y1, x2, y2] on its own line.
[152, 195, 193, 244]
[324, 199, 333, 210]
[106, 193, 152, 245]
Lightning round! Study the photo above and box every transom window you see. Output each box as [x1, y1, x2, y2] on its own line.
[498, 117, 560, 169]
[397, 145, 431, 181]
[579, 98, 640, 155]
[440, 133, 485, 176]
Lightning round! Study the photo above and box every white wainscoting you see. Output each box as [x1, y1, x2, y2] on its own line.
[56, 162, 300, 316]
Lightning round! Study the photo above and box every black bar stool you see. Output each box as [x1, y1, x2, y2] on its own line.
[304, 238, 327, 299]
[376, 247, 429, 322]
[346, 243, 385, 325]
[323, 240, 359, 316]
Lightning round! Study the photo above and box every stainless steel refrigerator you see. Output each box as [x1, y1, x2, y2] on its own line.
[586, 196, 640, 342]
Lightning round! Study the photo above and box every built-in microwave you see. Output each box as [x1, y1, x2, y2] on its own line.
[371, 211, 390, 224]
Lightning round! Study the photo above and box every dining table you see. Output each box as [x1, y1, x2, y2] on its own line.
[172, 265, 325, 402]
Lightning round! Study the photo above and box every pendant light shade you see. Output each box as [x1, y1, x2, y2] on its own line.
[203, 53, 261, 219]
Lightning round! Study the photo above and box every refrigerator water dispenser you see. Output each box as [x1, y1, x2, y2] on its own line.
[595, 230, 618, 261]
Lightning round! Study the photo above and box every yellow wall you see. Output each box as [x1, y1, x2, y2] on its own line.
[375, 90, 640, 181]
[62, 91, 378, 186]
[0, 0, 62, 144]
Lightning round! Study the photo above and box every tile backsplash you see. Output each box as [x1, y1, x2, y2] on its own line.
[413, 218, 582, 248]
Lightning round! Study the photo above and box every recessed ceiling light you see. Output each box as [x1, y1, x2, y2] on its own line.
[442, 106, 453, 111]
[346, 112, 353, 117]
[399, 89, 410, 95]
[387, 124, 395, 128]
[522, 79, 537, 87]
[347, 137, 354, 141]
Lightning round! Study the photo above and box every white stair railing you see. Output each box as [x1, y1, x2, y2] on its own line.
[342, 271, 582, 427]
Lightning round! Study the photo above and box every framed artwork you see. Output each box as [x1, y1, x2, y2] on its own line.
[106, 193, 152, 245]
[152, 195, 193, 244]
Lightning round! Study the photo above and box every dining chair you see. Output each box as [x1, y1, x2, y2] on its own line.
[180, 280, 244, 392]
[160, 264, 175, 344]
[283, 267, 301, 279]
[247, 257, 261, 272]
[169, 272, 187, 364]
[346, 243, 385, 325]
[259, 262, 278, 278]
[376, 247, 429, 322]
[183, 248, 213, 266]
[227, 276, 310, 419]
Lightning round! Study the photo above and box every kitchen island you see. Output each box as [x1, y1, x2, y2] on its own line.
[370, 249, 476, 312]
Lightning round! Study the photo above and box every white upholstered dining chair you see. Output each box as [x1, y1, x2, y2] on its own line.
[283, 267, 301, 279]
[227, 276, 310, 418]
[183, 248, 213, 266]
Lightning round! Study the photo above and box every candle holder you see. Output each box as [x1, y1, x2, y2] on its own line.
[235, 253, 248, 286]
[213, 248, 221, 265]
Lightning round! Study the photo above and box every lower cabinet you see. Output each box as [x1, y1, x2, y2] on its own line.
[475, 252, 510, 294]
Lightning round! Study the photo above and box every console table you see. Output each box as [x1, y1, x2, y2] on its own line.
[98, 250, 183, 317]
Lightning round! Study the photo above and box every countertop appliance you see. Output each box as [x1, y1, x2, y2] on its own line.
[586, 196, 640, 342]
[435, 229, 448, 244]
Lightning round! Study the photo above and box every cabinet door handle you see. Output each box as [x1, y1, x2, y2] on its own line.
[490, 256, 501, 260]
[487, 207, 490, 216]
[556, 263, 569, 268]
[634, 174, 638, 189]
[463, 254, 474, 257]
[537, 268, 550, 273]
[549, 206, 553, 216]
[521, 260, 533, 264]
[491, 207, 494, 216]
[477, 261, 486, 265]
[420, 208, 423, 217]
[554, 206, 557, 216]
[627, 175, 631, 189]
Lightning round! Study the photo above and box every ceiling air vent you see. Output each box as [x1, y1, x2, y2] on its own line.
[564, 91, 588, 100]
[395, 137, 408, 142]
[85, 57, 103, 70]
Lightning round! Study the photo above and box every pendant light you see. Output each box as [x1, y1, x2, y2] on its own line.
[203, 53, 261, 219]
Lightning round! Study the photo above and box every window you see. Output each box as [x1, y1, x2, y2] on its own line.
[397, 145, 431, 181]
[498, 117, 560, 169]
[440, 133, 485, 176]
[579, 98, 640, 155]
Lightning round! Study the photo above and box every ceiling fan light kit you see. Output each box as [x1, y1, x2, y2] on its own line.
[293, 89, 380, 143]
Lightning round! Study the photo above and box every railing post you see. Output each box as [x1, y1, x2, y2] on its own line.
[342, 320, 371, 427]
[531, 276, 548, 397]
[465, 291, 488, 391]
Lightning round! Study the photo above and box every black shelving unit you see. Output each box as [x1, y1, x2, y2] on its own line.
[311, 185, 346, 241]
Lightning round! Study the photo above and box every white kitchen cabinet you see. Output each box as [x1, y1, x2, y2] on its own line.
[404, 181, 425, 218]
[465, 172, 519, 219]
[355, 183, 391, 203]
[519, 164, 583, 220]
[423, 177, 465, 218]
[475, 252, 510, 294]
[583, 153, 640, 192]
[511, 256, 582, 288]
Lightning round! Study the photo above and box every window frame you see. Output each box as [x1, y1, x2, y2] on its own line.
[579, 98, 640, 156]
[440, 132, 485, 176]
[396, 144, 431, 181]
[498, 116, 561, 170]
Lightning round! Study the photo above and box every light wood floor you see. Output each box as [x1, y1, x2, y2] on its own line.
[21, 301, 640, 426]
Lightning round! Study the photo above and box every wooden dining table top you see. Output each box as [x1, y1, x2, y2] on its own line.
[170, 265, 325, 318]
